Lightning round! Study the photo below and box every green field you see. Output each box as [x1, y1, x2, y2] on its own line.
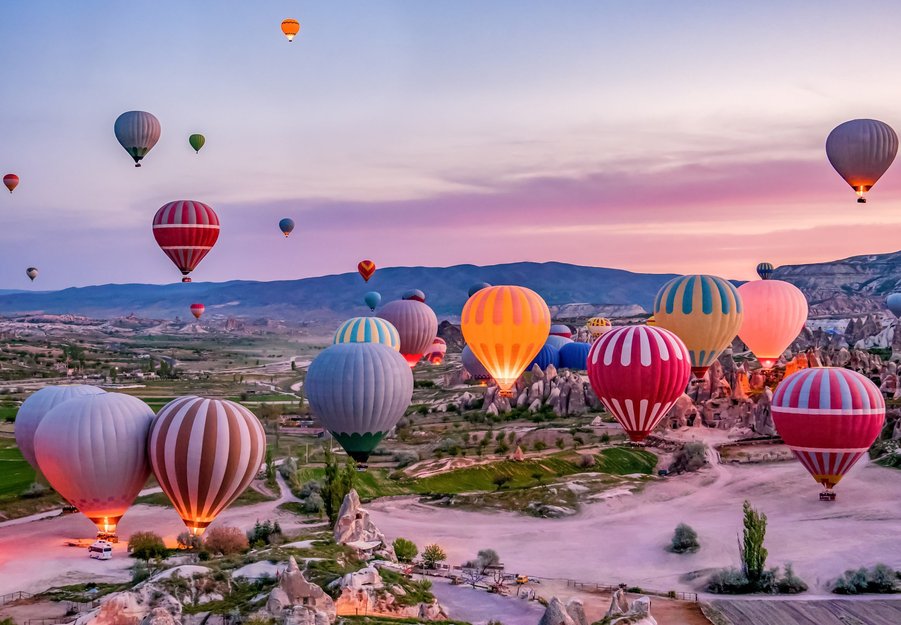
[0, 404, 18, 422]
[0, 438, 35, 499]
[293, 468, 411, 500]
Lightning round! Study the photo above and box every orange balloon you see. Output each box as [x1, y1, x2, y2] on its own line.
[461, 285, 550, 396]
[281, 18, 300, 42]
[737, 279, 808, 369]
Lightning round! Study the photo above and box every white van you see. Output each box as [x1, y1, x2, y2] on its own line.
[89, 540, 113, 560]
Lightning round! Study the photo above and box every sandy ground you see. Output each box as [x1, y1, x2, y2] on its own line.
[369, 456, 901, 598]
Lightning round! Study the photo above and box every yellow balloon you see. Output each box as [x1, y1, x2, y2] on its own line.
[586, 317, 611, 339]
[653, 275, 743, 378]
[461, 286, 550, 395]
[645, 315, 657, 326]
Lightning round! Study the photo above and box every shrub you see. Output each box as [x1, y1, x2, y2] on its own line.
[303, 493, 324, 514]
[832, 564, 899, 594]
[776, 563, 809, 594]
[706, 567, 750, 594]
[247, 520, 282, 546]
[203, 526, 249, 555]
[421, 544, 447, 569]
[669, 523, 700, 553]
[177, 531, 203, 550]
[393, 451, 419, 468]
[578, 454, 596, 468]
[21, 482, 49, 498]
[128, 531, 167, 560]
[392, 538, 418, 563]
[492, 475, 512, 490]
[533, 441, 547, 452]
[670, 441, 707, 473]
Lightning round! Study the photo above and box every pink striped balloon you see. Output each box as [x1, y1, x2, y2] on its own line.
[152, 200, 220, 283]
[149, 396, 265, 535]
[587, 325, 691, 442]
[773, 367, 884, 490]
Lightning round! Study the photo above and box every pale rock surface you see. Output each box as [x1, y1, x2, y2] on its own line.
[333, 490, 392, 560]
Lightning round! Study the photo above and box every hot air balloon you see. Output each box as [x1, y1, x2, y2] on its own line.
[379, 293, 439, 367]
[190, 303, 205, 319]
[114, 111, 161, 167]
[358, 260, 376, 282]
[653, 275, 743, 378]
[189, 134, 205, 153]
[527, 343, 560, 371]
[756, 262, 774, 280]
[461, 345, 492, 381]
[645, 316, 657, 326]
[149, 396, 265, 534]
[33, 393, 155, 537]
[152, 200, 220, 282]
[279, 218, 295, 238]
[550, 324, 572, 339]
[545, 335, 573, 350]
[14, 385, 105, 471]
[403, 288, 425, 302]
[587, 326, 691, 442]
[826, 119, 898, 203]
[3, 174, 19, 193]
[737, 279, 808, 369]
[772, 368, 885, 498]
[305, 343, 413, 462]
[281, 18, 300, 42]
[26, 267, 38, 282]
[587, 317, 611, 339]
[364, 291, 381, 311]
[559, 341, 591, 371]
[887, 293, 901, 318]
[461, 285, 550, 395]
[333, 316, 400, 351]
[468, 282, 491, 297]
[425, 337, 447, 365]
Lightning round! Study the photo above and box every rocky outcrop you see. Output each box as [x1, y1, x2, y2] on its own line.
[481, 362, 595, 417]
[331, 565, 448, 621]
[538, 597, 588, 625]
[264, 556, 335, 624]
[333, 489, 393, 559]
[606, 588, 657, 625]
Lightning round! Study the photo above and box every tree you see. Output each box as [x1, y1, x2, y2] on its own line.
[468, 548, 501, 574]
[265, 446, 275, 485]
[128, 531, 167, 560]
[203, 526, 249, 555]
[739, 500, 768, 585]
[176, 531, 203, 550]
[492, 475, 512, 490]
[671, 441, 707, 473]
[392, 537, 418, 563]
[422, 544, 447, 569]
[261, 403, 282, 449]
[669, 523, 700, 553]
[321, 445, 356, 524]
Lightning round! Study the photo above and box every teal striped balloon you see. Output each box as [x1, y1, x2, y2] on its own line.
[333, 317, 401, 351]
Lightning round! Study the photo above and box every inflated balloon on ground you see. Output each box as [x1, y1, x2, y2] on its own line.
[738, 278, 808, 369]
[333, 316, 400, 351]
[379, 293, 438, 367]
[586, 317, 611, 338]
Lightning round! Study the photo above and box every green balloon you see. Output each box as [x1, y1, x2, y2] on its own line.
[189, 134, 205, 153]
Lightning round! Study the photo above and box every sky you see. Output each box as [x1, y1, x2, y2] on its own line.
[3, 0, 901, 290]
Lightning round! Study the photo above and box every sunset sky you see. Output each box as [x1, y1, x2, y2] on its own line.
[3, 1, 901, 290]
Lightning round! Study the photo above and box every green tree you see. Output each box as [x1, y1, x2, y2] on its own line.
[261, 403, 282, 449]
[321, 446, 356, 524]
[669, 523, 700, 553]
[393, 537, 418, 563]
[128, 531, 167, 560]
[265, 446, 275, 486]
[739, 500, 768, 585]
[422, 544, 447, 569]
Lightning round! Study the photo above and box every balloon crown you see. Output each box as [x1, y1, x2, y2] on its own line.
[403, 289, 426, 302]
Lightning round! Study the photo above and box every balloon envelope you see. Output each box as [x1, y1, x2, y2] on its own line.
[772, 368, 884, 490]
[281, 18, 300, 41]
[461, 345, 492, 380]
[549, 324, 572, 338]
[461, 285, 550, 394]
[190, 303, 205, 319]
[364, 291, 381, 311]
[305, 343, 413, 462]
[559, 341, 591, 370]
[333, 316, 401, 351]
[468, 282, 491, 297]
[14, 385, 106, 470]
[379, 298, 438, 367]
[149, 396, 265, 534]
[114, 111, 161, 167]
[756, 262, 774, 280]
[425, 337, 447, 364]
[3, 174, 19, 193]
[887, 293, 901, 317]
[34, 393, 155, 533]
[527, 343, 560, 371]
[189, 134, 205, 153]
[403, 289, 426, 303]
[279, 218, 295, 237]
[653, 274, 743, 378]
[358, 260, 376, 282]
[544, 335, 573, 350]
[587, 326, 691, 442]
[26, 267, 38, 281]
[587, 317, 611, 339]
[826, 119, 898, 202]
[738, 280, 808, 369]
[152, 200, 220, 282]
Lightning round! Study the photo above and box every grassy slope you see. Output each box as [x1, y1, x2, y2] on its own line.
[0, 438, 34, 499]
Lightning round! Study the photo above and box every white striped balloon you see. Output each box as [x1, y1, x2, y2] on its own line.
[114, 111, 161, 167]
[149, 396, 266, 535]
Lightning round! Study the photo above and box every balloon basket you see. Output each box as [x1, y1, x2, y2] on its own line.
[857, 197, 866, 204]
[97, 531, 119, 543]
[819, 490, 836, 502]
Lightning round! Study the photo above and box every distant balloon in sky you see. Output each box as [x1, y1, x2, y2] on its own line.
[114, 111, 161, 167]
[279, 218, 295, 238]
[756, 262, 774, 280]
[149, 396, 265, 535]
[468, 282, 491, 297]
[364, 291, 381, 311]
[189, 134, 205, 153]
[14, 385, 106, 471]
[190, 303, 205, 319]
[333, 316, 400, 351]
[380, 294, 439, 367]
[425, 337, 447, 365]
[305, 343, 413, 462]
[358, 260, 376, 282]
[281, 18, 300, 42]
[887, 293, 901, 318]
[34, 393, 155, 536]
[152, 200, 220, 283]
[3, 174, 19, 193]
[461, 285, 550, 395]
[586, 317, 611, 339]
[826, 119, 898, 203]
[653, 274, 743, 378]
[26, 267, 38, 282]
[773, 368, 884, 495]
[738, 279, 808, 369]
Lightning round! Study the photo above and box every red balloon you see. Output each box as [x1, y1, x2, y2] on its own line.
[587, 325, 691, 442]
[190, 303, 205, 319]
[152, 201, 220, 283]
[3, 174, 19, 194]
[358, 259, 376, 282]
[772, 367, 884, 490]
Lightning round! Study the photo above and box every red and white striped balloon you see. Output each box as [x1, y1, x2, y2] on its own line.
[152, 200, 220, 283]
[587, 325, 691, 442]
[772, 367, 884, 490]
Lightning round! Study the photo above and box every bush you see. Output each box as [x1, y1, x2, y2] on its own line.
[203, 526, 249, 555]
[832, 564, 899, 594]
[128, 531, 167, 560]
[21, 482, 49, 498]
[578, 454, 596, 468]
[669, 523, 700, 553]
[177, 531, 203, 550]
[303, 493, 324, 514]
[706, 567, 750, 594]
[776, 563, 809, 594]
[393, 451, 419, 468]
[393, 538, 418, 563]
[492, 475, 512, 490]
[247, 520, 282, 546]
[670, 441, 707, 473]
[421, 543, 447, 569]
[532, 441, 547, 452]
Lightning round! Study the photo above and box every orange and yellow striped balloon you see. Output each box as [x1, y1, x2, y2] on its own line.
[461, 285, 550, 395]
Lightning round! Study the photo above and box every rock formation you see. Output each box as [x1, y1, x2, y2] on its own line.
[264, 556, 335, 624]
[538, 597, 588, 625]
[480, 362, 595, 417]
[606, 588, 657, 625]
[333, 489, 393, 560]
[331, 565, 447, 621]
